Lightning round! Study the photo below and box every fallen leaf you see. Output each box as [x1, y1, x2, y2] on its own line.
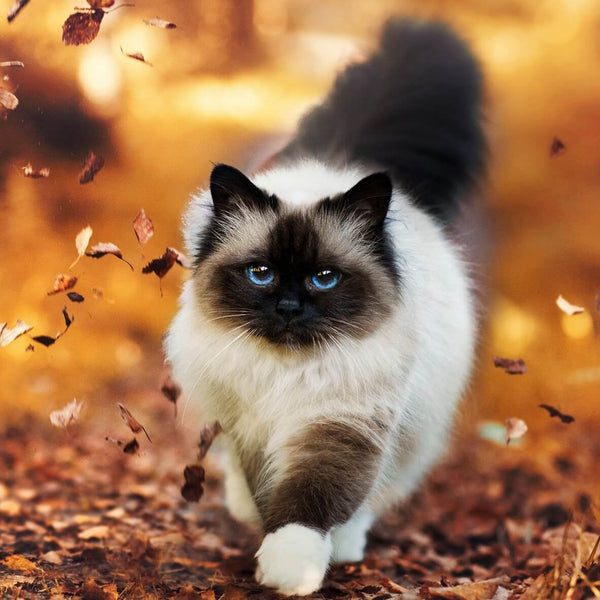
[70, 225, 93, 269]
[86, 242, 133, 269]
[47, 274, 78, 295]
[556, 294, 584, 315]
[7, 0, 30, 23]
[0, 319, 32, 346]
[79, 150, 105, 183]
[181, 464, 205, 502]
[505, 417, 528, 445]
[22, 163, 50, 178]
[41, 551, 62, 565]
[132, 209, 154, 244]
[198, 421, 222, 460]
[550, 137, 566, 157]
[78, 525, 109, 540]
[0, 87, 18, 110]
[2, 554, 38, 572]
[67, 291, 85, 303]
[426, 577, 509, 600]
[50, 398, 84, 428]
[143, 17, 177, 29]
[117, 403, 152, 442]
[493, 356, 527, 375]
[123, 438, 140, 454]
[80, 580, 118, 600]
[538, 404, 575, 424]
[0, 61, 25, 68]
[121, 48, 153, 66]
[62, 10, 105, 46]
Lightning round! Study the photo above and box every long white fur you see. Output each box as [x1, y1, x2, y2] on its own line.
[165, 159, 476, 595]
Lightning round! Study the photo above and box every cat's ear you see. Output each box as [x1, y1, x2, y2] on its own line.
[210, 164, 276, 217]
[342, 172, 392, 228]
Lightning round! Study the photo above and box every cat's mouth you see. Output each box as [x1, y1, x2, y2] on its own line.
[252, 321, 323, 348]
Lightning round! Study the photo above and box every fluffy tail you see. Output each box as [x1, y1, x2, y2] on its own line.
[279, 20, 485, 222]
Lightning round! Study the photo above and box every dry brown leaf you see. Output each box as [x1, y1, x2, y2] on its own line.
[2, 554, 38, 572]
[181, 464, 205, 502]
[117, 403, 152, 442]
[427, 577, 508, 600]
[0, 319, 32, 346]
[78, 525, 109, 540]
[7, 0, 29, 23]
[493, 356, 527, 375]
[48, 274, 78, 295]
[67, 291, 85, 303]
[70, 225, 93, 269]
[505, 417, 528, 445]
[121, 48, 153, 66]
[62, 9, 105, 46]
[22, 163, 49, 178]
[0, 87, 18, 110]
[160, 372, 181, 413]
[87, 0, 115, 7]
[50, 398, 84, 428]
[86, 242, 133, 269]
[143, 17, 177, 29]
[79, 150, 105, 183]
[143, 247, 191, 279]
[550, 137, 566, 157]
[123, 437, 140, 454]
[538, 404, 575, 424]
[32, 306, 74, 347]
[556, 294, 584, 315]
[132, 209, 154, 244]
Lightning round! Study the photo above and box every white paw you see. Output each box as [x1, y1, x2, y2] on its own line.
[330, 510, 374, 564]
[255, 524, 332, 596]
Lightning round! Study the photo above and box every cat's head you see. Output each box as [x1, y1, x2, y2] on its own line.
[190, 163, 400, 349]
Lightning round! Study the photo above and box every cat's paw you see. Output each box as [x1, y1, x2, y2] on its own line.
[330, 510, 374, 564]
[255, 524, 332, 596]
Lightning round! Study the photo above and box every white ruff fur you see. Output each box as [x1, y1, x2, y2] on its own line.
[165, 160, 476, 595]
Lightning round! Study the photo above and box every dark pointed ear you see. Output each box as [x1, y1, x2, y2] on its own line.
[210, 164, 276, 217]
[342, 172, 392, 228]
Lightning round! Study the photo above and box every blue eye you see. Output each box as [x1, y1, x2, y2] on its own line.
[311, 269, 341, 290]
[246, 265, 275, 286]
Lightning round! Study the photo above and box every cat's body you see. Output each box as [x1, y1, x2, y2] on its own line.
[166, 20, 485, 596]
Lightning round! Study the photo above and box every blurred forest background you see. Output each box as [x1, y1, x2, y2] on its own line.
[1, 0, 600, 449]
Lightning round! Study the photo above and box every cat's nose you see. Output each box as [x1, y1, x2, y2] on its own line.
[276, 292, 303, 322]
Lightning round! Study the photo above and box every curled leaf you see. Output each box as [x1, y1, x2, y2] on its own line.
[62, 10, 105, 46]
[121, 48, 152, 66]
[86, 242, 133, 270]
[117, 403, 151, 442]
[50, 399, 84, 428]
[78, 150, 105, 184]
[143, 247, 191, 279]
[556, 294, 584, 316]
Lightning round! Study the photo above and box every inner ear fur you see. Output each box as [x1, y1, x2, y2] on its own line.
[210, 164, 277, 217]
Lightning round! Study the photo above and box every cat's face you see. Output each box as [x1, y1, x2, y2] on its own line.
[191, 165, 400, 349]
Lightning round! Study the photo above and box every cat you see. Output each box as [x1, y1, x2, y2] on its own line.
[165, 19, 485, 596]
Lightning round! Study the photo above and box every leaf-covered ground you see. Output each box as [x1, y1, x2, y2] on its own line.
[1, 412, 599, 600]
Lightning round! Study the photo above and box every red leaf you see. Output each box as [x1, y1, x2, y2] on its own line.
[62, 10, 105, 46]
[78, 150, 105, 183]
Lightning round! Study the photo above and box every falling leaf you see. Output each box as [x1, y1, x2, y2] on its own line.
[143, 247, 191, 279]
[87, 0, 115, 7]
[550, 137, 566, 157]
[493, 356, 527, 375]
[197, 421, 222, 460]
[25, 344, 34, 352]
[505, 417, 528, 445]
[47, 274, 78, 295]
[22, 163, 50, 178]
[85, 242, 133, 269]
[117, 403, 152, 442]
[50, 399, 84, 428]
[70, 225, 93, 269]
[181, 464, 205, 502]
[538, 404, 575, 424]
[0, 61, 24, 68]
[62, 306, 73, 328]
[121, 48, 153, 66]
[67, 291, 85, 303]
[123, 438, 140, 454]
[78, 150, 105, 183]
[0, 320, 32, 347]
[7, 0, 30, 23]
[62, 10, 105, 46]
[160, 372, 181, 414]
[556, 294, 584, 315]
[132, 209, 154, 244]
[0, 87, 18, 110]
[143, 17, 177, 29]
[31, 307, 73, 347]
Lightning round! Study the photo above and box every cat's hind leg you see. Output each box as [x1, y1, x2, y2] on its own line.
[330, 507, 375, 564]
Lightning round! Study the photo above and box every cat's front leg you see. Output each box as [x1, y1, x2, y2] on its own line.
[254, 420, 383, 596]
